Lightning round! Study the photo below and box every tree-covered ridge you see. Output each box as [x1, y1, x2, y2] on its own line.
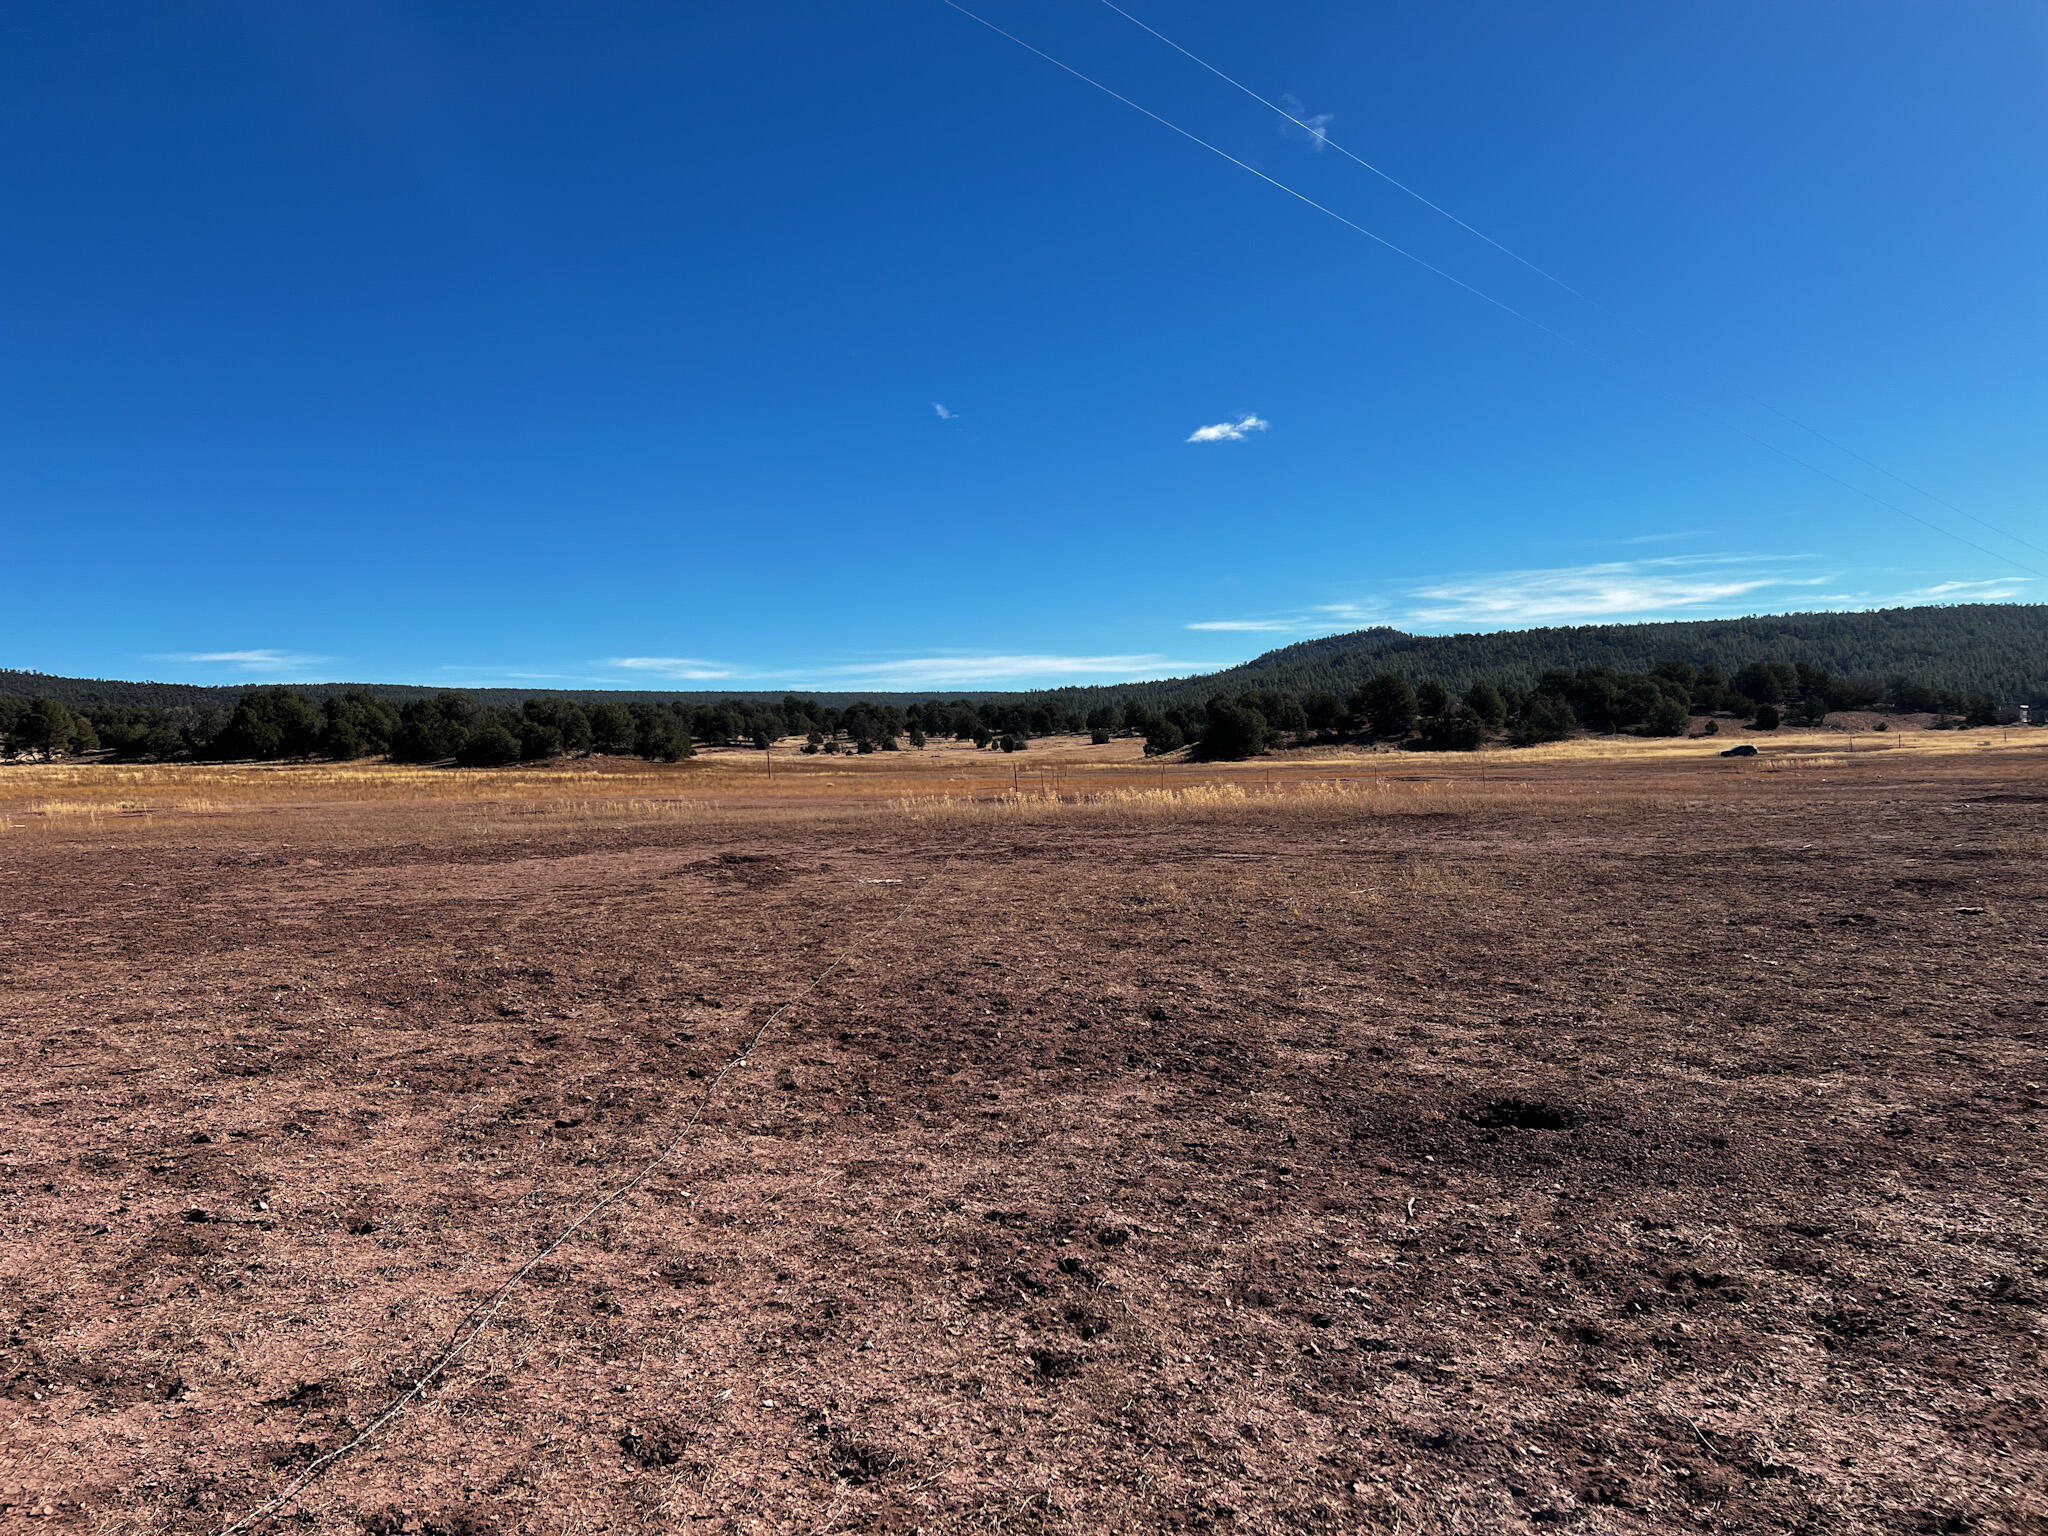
[4, 604, 2043, 720]
[1038, 604, 2048, 714]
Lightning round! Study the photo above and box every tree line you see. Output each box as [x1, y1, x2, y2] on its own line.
[0, 655, 2024, 764]
[1152, 658, 2015, 761]
[0, 688, 1103, 764]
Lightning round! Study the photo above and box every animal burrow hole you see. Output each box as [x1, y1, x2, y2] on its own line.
[1462, 1097, 1580, 1132]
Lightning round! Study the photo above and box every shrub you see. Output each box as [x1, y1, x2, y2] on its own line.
[1201, 700, 1269, 761]
[215, 688, 322, 760]
[517, 720, 563, 760]
[1415, 710, 1484, 751]
[321, 690, 400, 760]
[456, 723, 523, 767]
[1351, 673, 1417, 740]
[1519, 693, 1576, 744]
[391, 693, 479, 762]
[1143, 722, 1184, 756]
[588, 703, 636, 755]
[1641, 697, 1691, 737]
[1462, 681, 1507, 733]
[1753, 704, 1781, 731]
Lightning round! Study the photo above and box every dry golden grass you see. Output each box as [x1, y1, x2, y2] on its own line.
[2, 725, 2040, 841]
[885, 776, 1574, 827]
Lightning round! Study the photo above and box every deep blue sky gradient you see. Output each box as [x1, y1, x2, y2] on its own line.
[4, 1, 2043, 688]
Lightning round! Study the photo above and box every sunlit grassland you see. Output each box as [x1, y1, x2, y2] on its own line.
[0, 726, 2038, 839]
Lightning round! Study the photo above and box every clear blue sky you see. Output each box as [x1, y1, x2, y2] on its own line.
[4, 1, 2043, 690]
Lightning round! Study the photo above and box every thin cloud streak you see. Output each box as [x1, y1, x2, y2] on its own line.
[606, 656, 741, 681]
[932, 402, 957, 420]
[809, 653, 1210, 687]
[1904, 578, 2029, 602]
[163, 648, 331, 673]
[1406, 559, 1804, 627]
[1185, 556, 1828, 636]
[595, 652, 1219, 690]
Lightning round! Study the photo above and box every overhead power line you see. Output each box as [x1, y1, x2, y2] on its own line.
[1092, 0, 1592, 303]
[934, 0, 1578, 352]
[1084, 0, 2048, 570]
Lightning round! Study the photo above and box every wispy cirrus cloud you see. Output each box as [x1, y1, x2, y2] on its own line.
[162, 648, 331, 673]
[1405, 557, 1806, 627]
[1185, 556, 1827, 636]
[810, 653, 1209, 688]
[596, 651, 1218, 690]
[1900, 578, 2030, 602]
[1187, 602, 1385, 633]
[606, 656, 741, 681]
[1186, 413, 1267, 443]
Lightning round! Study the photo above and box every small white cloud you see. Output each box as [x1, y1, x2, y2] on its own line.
[1280, 93, 1334, 151]
[1184, 619, 1304, 632]
[1186, 413, 1268, 443]
[932, 402, 957, 420]
[164, 648, 330, 673]
[606, 657, 740, 681]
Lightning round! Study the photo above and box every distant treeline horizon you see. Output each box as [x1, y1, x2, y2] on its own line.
[6, 603, 2044, 718]
[1, 653, 2032, 767]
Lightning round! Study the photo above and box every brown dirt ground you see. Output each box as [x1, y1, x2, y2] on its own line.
[2, 740, 2045, 1534]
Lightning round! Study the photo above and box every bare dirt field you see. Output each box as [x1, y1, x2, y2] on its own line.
[3, 734, 2045, 1534]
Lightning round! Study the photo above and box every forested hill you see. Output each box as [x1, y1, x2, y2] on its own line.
[7, 603, 2046, 712]
[1042, 604, 2048, 713]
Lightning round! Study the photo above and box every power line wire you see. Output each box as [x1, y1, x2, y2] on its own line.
[1089, 0, 2048, 567]
[941, 0, 2044, 581]
[935, 0, 1580, 351]
[1092, 0, 1592, 302]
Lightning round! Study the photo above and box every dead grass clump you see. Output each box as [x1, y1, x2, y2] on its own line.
[883, 777, 1554, 827]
